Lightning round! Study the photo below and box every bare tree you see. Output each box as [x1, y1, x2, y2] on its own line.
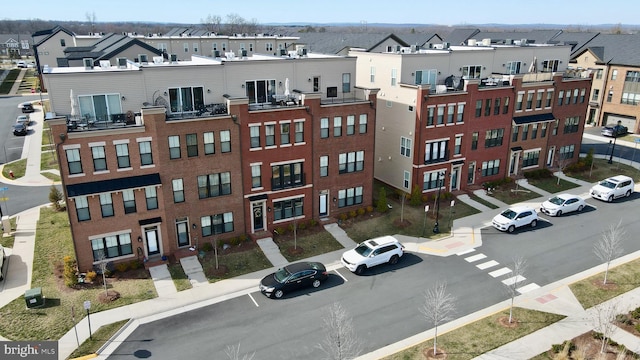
[225, 342, 255, 360]
[556, 152, 573, 185]
[592, 301, 620, 354]
[85, 12, 97, 34]
[201, 14, 222, 34]
[593, 221, 625, 285]
[504, 256, 527, 323]
[317, 302, 362, 360]
[95, 250, 109, 296]
[420, 281, 456, 356]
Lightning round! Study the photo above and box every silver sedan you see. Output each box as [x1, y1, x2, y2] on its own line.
[540, 193, 586, 216]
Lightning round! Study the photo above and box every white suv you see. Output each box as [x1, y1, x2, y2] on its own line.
[341, 236, 404, 275]
[492, 206, 539, 233]
[590, 175, 634, 202]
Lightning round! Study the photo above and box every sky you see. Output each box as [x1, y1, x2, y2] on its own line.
[3, 0, 640, 26]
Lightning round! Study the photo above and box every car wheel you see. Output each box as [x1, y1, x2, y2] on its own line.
[608, 195, 614, 202]
[312, 279, 321, 288]
[626, 190, 631, 197]
[274, 289, 284, 299]
[530, 219, 538, 228]
[388, 255, 399, 265]
[507, 225, 515, 233]
[578, 205, 584, 212]
[355, 265, 365, 275]
[556, 210, 562, 217]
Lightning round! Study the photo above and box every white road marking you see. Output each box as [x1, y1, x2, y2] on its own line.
[502, 275, 526, 286]
[333, 269, 349, 282]
[476, 260, 499, 270]
[456, 248, 476, 256]
[517, 283, 540, 294]
[464, 253, 487, 263]
[489, 267, 512, 278]
[248, 293, 259, 307]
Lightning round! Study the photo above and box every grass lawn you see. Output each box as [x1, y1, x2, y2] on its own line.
[273, 225, 344, 262]
[0, 69, 20, 94]
[40, 150, 58, 170]
[487, 179, 541, 205]
[167, 263, 192, 291]
[0, 217, 17, 248]
[566, 158, 640, 183]
[526, 176, 581, 194]
[2, 158, 26, 180]
[382, 308, 564, 360]
[67, 319, 129, 359]
[200, 244, 273, 282]
[569, 258, 640, 309]
[0, 207, 157, 341]
[467, 193, 499, 209]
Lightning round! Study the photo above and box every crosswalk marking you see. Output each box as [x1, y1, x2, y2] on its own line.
[456, 248, 476, 256]
[464, 253, 487, 263]
[502, 275, 526, 286]
[476, 260, 499, 270]
[517, 283, 540, 294]
[489, 267, 512, 278]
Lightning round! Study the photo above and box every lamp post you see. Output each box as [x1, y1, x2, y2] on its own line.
[433, 171, 446, 234]
[608, 137, 617, 164]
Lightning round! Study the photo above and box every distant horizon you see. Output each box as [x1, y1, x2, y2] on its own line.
[2, 0, 639, 27]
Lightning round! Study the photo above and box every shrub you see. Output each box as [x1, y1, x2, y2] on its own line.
[115, 262, 129, 273]
[238, 234, 249, 243]
[410, 185, 422, 206]
[309, 219, 318, 227]
[523, 168, 553, 179]
[202, 242, 213, 252]
[551, 341, 575, 353]
[298, 221, 307, 230]
[49, 185, 64, 211]
[129, 260, 142, 270]
[631, 306, 640, 319]
[229, 236, 241, 246]
[217, 239, 227, 248]
[63, 255, 78, 287]
[357, 208, 366, 216]
[635, 323, 640, 333]
[288, 223, 296, 232]
[616, 314, 632, 325]
[339, 213, 348, 221]
[366, 205, 374, 213]
[349, 210, 357, 218]
[376, 187, 388, 213]
[85, 271, 97, 283]
[275, 226, 286, 236]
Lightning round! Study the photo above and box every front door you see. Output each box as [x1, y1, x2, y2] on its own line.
[450, 166, 460, 191]
[319, 193, 328, 217]
[145, 227, 160, 256]
[467, 162, 475, 184]
[253, 202, 264, 232]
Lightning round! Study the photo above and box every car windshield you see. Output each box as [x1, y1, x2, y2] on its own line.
[599, 180, 616, 189]
[500, 209, 517, 219]
[273, 267, 291, 283]
[548, 196, 565, 205]
[354, 243, 374, 257]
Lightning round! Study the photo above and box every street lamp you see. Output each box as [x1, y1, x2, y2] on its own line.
[433, 171, 446, 234]
[608, 137, 617, 164]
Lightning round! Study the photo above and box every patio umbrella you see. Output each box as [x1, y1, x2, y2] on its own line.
[284, 78, 290, 97]
[70, 89, 79, 120]
[528, 56, 537, 73]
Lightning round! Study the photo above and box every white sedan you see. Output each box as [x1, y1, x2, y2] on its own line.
[540, 193, 586, 216]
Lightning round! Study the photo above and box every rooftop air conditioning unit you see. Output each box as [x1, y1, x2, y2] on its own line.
[521, 39, 528, 46]
[153, 56, 163, 64]
[117, 57, 127, 68]
[505, 39, 513, 45]
[83, 58, 94, 69]
[301, 48, 307, 56]
[410, 44, 417, 52]
[467, 39, 477, 46]
[442, 42, 450, 49]
[482, 38, 491, 46]
[139, 54, 148, 64]
[99, 60, 110, 69]
[170, 54, 177, 62]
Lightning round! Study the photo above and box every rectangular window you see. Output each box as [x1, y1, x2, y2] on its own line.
[198, 172, 232, 198]
[116, 143, 130, 169]
[168, 135, 181, 159]
[596, 69, 603, 79]
[75, 196, 90, 221]
[572, 89, 579, 104]
[454, 135, 462, 155]
[139, 141, 153, 166]
[526, 92, 533, 109]
[168, 86, 204, 113]
[506, 61, 521, 75]
[553, 120, 558, 136]
[494, 98, 501, 115]
[400, 137, 412, 157]
[359, 114, 368, 133]
[333, 117, 342, 137]
[481, 159, 500, 176]
[541, 123, 548, 137]
[565, 90, 571, 105]
[541, 59, 559, 72]
[448, 104, 456, 123]
[176, 220, 189, 247]
[66, 148, 82, 175]
[559, 144, 575, 159]
[531, 123, 538, 139]
[557, 90, 564, 106]
[186, 133, 198, 157]
[265, 124, 275, 146]
[203, 132, 215, 154]
[546, 90, 553, 107]
[471, 132, 478, 150]
[271, 162, 304, 189]
[320, 156, 328, 177]
[415, 69, 437, 89]
[563, 116, 580, 134]
[295, 121, 304, 143]
[338, 186, 363, 208]
[320, 118, 329, 138]
[145, 186, 158, 210]
[427, 107, 435, 126]
[611, 69, 618, 80]
[77, 94, 123, 123]
[516, 93, 524, 111]
[100, 193, 114, 217]
[280, 123, 290, 144]
[592, 89, 600, 101]
[521, 125, 529, 141]
[484, 128, 504, 148]
[536, 91, 543, 108]
[220, 130, 231, 153]
[245, 79, 276, 104]
[91, 146, 107, 171]
[273, 197, 303, 221]
[457, 103, 464, 123]
[512, 126, 519, 142]
[424, 140, 448, 164]
[522, 150, 540, 168]
[437, 105, 444, 124]
[91, 233, 132, 260]
[484, 99, 491, 116]
[342, 73, 351, 93]
[250, 126, 260, 148]
[423, 171, 445, 191]
[475, 100, 482, 117]
[462, 65, 482, 79]
[201, 212, 234, 236]
[391, 68, 397, 86]
[579, 88, 586, 103]
[123, 189, 136, 214]
[403, 171, 410, 189]
[370, 66, 375, 82]
[607, 91, 613, 102]
[172, 178, 184, 203]
[346, 115, 355, 135]
[338, 151, 364, 174]
[503, 96, 510, 114]
[251, 165, 262, 188]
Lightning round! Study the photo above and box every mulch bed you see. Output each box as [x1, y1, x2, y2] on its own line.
[422, 347, 447, 359]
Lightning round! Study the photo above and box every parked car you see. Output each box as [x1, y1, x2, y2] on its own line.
[13, 123, 28, 136]
[341, 236, 404, 275]
[16, 115, 30, 125]
[259, 261, 328, 299]
[0, 244, 5, 280]
[492, 206, 539, 233]
[16, 60, 26, 68]
[601, 124, 628, 137]
[20, 102, 35, 113]
[590, 175, 634, 202]
[540, 193, 586, 216]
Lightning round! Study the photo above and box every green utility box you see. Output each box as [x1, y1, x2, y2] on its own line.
[25, 287, 45, 308]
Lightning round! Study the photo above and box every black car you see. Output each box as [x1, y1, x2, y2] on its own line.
[13, 123, 28, 136]
[259, 261, 328, 298]
[21, 102, 35, 113]
[601, 124, 627, 137]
